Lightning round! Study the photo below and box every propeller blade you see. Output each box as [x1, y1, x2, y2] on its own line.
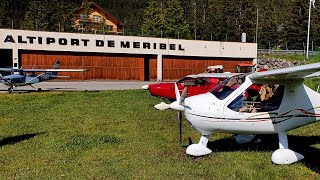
[174, 83, 181, 102]
[178, 111, 182, 143]
[169, 83, 187, 111]
[179, 87, 187, 104]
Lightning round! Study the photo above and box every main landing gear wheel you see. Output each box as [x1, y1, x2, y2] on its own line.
[8, 87, 14, 94]
[36, 88, 42, 92]
[272, 132, 304, 164]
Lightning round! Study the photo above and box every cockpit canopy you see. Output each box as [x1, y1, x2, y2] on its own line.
[210, 74, 247, 100]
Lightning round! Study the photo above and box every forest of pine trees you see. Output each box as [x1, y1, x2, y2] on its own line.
[0, 0, 320, 50]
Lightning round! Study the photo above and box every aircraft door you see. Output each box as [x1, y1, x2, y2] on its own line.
[224, 83, 285, 119]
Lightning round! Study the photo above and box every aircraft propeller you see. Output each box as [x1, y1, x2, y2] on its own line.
[168, 83, 187, 143]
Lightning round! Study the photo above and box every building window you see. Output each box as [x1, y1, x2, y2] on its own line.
[108, 25, 113, 31]
[80, 14, 86, 20]
[93, 15, 101, 22]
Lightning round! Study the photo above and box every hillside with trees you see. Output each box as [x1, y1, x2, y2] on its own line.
[0, 0, 320, 50]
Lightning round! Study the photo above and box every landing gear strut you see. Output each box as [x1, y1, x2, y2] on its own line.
[30, 84, 42, 92]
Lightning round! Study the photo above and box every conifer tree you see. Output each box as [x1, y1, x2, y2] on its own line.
[23, 0, 76, 32]
[142, 0, 164, 37]
[163, 0, 190, 39]
[23, 0, 49, 31]
[285, 0, 308, 49]
[143, 0, 190, 39]
[0, 0, 7, 28]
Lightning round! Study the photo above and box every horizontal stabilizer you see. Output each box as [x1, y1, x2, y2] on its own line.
[49, 75, 71, 78]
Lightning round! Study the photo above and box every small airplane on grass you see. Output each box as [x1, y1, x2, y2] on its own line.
[0, 60, 87, 93]
[166, 62, 320, 165]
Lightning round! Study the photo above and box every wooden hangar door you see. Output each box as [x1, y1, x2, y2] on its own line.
[162, 56, 254, 80]
[20, 50, 146, 81]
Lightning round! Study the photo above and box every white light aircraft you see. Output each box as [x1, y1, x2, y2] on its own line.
[168, 62, 320, 164]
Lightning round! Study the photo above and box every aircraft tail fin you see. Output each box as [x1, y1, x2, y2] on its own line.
[41, 60, 61, 81]
[52, 60, 60, 76]
[44, 60, 60, 77]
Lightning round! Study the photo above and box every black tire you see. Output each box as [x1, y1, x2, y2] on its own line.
[8, 87, 13, 94]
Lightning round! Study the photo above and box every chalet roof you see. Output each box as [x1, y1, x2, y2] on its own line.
[74, 2, 125, 27]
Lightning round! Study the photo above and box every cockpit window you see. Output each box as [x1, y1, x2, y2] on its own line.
[227, 83, 285, 113]
[179, 77, 210, 87]
[210, 74, 246, 100]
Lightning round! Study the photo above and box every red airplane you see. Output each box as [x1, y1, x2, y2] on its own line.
[142, 73, 240, 110]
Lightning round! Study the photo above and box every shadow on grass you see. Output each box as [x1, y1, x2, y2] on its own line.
[0, 132, 45, 147]
[203, 134, 320, 174]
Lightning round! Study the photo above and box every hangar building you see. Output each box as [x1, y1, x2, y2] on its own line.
[0, 29, 257, 81]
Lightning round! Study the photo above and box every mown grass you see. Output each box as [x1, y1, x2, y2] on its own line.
[0, 90, 319, 179]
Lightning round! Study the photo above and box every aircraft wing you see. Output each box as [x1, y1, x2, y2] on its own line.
[0, 68, 87, 72]
[0, 68, 15, 72]
[248, 62, 320, 81]
[22, 69, 87, 72]
[186, 73, 242, 79]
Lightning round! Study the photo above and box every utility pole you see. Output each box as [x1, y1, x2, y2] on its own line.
[306, 0, 315, 61]
[256, 7, 258, 43]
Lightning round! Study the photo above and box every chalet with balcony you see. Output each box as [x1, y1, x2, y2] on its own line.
[72, 2, 125, 34]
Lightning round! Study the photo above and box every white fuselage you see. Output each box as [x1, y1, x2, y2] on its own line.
[184, 78, 320, 135]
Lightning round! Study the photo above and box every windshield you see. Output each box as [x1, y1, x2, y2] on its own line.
[210, 74, 247, 100]
[178, 77, 211, 87]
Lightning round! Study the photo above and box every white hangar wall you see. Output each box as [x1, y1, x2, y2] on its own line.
[0, 29, 257, 81]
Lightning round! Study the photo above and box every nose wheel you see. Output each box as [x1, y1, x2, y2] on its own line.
[186, 135, 212, 156]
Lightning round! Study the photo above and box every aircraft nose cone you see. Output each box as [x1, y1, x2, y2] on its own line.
[169, 101, 185, 111]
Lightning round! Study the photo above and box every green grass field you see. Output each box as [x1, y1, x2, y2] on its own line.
[0, 90, 319, 179]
